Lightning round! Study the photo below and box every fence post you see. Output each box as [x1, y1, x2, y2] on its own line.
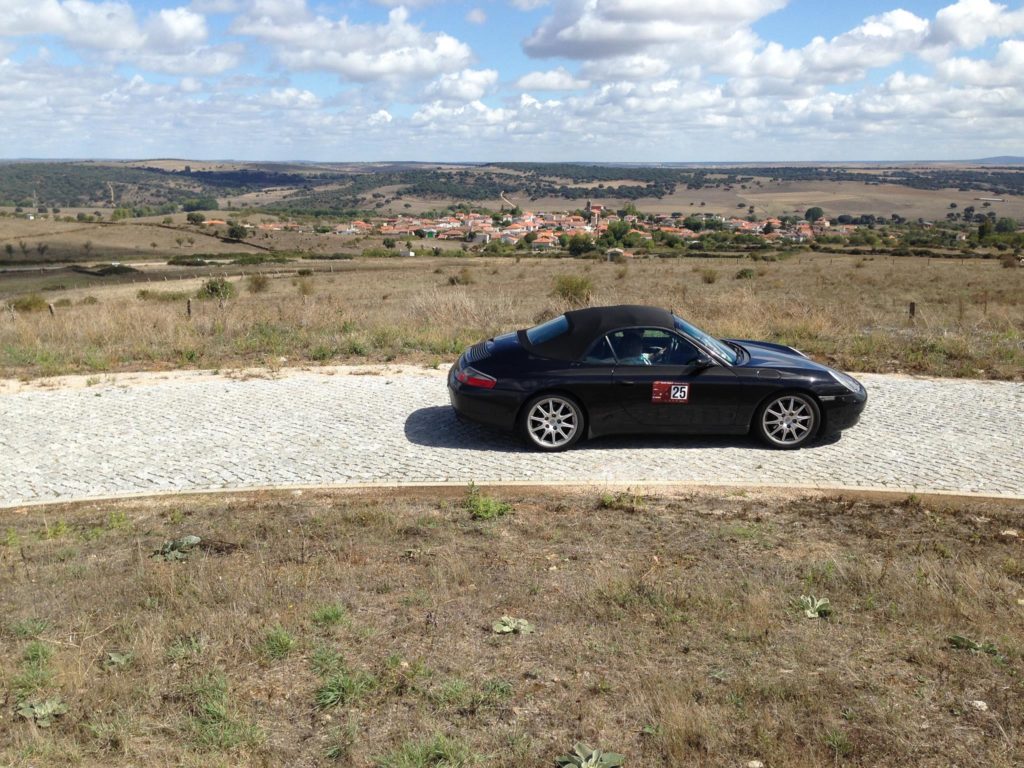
[48, 303, 55, 317]
[186, 298, 192, 319]
[909, 301, 916, 320]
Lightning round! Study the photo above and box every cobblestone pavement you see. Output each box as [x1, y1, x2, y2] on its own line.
[1, 369, 1022, 507]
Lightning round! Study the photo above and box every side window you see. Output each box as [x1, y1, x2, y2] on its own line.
[608, 329, 701, 366]
[582, 335, 616, 364]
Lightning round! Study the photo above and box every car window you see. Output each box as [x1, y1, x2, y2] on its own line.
[608, 329, 701, 367]
[525, 315, 569, 345]
[582, 336, 616, 364]
[673, 316, 737, 365]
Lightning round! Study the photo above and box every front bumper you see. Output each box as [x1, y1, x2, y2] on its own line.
[819, 390, 868, 434]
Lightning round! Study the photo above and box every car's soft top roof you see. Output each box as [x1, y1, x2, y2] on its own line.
[523, 304, 675, 361]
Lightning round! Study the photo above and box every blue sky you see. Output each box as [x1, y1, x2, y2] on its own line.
[1, 0, 1022, 160]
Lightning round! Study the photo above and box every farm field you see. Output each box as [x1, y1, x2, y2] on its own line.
[1, 487, 1021, 767]
[1, 253, 1021, 380]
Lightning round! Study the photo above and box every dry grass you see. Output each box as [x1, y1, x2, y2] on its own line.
[0, 488, 1022, 767]
[1, 254, 1022, 379]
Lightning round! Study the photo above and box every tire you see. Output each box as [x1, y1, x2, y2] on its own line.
[755, 392, 820, 449]
[519, 394, 585, 452]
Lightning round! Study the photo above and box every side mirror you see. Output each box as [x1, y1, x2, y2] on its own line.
[693, 354, 714, 370]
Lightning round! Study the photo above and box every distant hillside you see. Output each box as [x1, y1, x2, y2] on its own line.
[972, 156, 1024, 165]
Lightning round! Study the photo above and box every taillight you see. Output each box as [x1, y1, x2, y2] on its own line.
[456, 366, 497, 389]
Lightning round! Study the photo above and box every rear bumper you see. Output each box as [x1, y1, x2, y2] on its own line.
[448, 365, 520, 432]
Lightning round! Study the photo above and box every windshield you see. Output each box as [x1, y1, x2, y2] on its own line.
[526, 314, 570, 345]
[673, 316, 738, 365]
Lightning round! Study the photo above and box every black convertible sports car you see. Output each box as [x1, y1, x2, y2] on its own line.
[448, 305, 867, 451]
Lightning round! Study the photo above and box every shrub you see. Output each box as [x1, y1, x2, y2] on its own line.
[297, 268, 313, 276]
[552, 274, 593, 305]
[999, 253, 1019, 269]
[735, 267, 756, 280]
[138, 289, 190, 302]
[247, 273, 269, 293]
[167, 256, 209, 267]
[700, 268, 718, 284]
[9, 293, 48, 312]
[448, 267, 473, 286]
[465, 482, 511, 520]
[196, 277, 236, 300]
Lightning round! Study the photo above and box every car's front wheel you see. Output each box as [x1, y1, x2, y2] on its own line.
[520, 394, 584, 451]
[755, 392, 820, 449]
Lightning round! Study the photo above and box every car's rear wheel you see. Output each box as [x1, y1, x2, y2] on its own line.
[520, 394, 584, 451]
[755, 392, 820, 449]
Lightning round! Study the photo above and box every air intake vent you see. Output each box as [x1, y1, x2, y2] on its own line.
[464, 341, 492, 365]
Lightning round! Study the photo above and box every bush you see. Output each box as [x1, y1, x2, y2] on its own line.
[167, 256, 209, 267]
[999, 253, 1019, 269]
[552, 274, 593, 305]
[247, 274, 269, 293]
[138, 289, 190, 302]
[196, 277, 236, 300]
[9, 293, 48, 312]
[735, 267, 756, 280]
[700, 268, 718, 284]
[448, 267, 473, 286]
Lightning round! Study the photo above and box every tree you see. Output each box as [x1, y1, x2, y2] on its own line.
[978, 220, 994, 240]
[382, 238, 396, 249]
[4, 244, 13, 259]
[187, 212, 205, 225]
[805, 206, 824, 222]
[567, 234, 595, 256]
[995, 217, 1017, 233]
[226, 223, 247, 240]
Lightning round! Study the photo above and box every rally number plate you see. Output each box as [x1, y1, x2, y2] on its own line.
[652, 381, 689, 403]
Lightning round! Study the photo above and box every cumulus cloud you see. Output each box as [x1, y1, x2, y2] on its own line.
[233, 5, 473, 81]
[466, 8, 486, 24]
[426, 68, 498, 101]
[515, 67, 589, 90]
[523, 0, 787, 59]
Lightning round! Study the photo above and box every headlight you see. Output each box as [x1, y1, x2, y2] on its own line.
[829, 369, 863, 394]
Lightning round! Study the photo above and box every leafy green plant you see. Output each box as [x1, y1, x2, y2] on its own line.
[492, 616, 534, 635]
[799, 595, 832, 619]
[465, 482, 511, 520]
[735, 267, 756, 280]
[556, 742, 624, 767]
[196, 277, 236, 300]
[184, 672, 264, 750]
[153, 535, 202, 561]
[102, 650, 133, 671]
[947, 634, 1001, 657]
[18, 697, 67, 727]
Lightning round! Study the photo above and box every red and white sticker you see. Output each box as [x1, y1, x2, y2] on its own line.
[652, 381, 689, 403]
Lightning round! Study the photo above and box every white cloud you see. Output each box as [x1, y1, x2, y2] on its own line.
[928, 0, 1024, 50]
[511, 0, 549, 8]
[936, 39, 1024, 86]
[233, 5, 473, 81]
[264, 86, 319, 108]
[426, 68, 498, 101]
[146, 7, 208, 50]
[797, 9, 929, 82]
[515, 67, 589, 90]
[466, 8, 486, 24]
[523, 0, 788, 59]
[368, 109, 393, 124]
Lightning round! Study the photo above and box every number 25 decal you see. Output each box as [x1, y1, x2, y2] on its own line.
[652, 381, 690, 403]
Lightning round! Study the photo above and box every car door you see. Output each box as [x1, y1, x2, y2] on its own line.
[608, 328, 739, 431]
